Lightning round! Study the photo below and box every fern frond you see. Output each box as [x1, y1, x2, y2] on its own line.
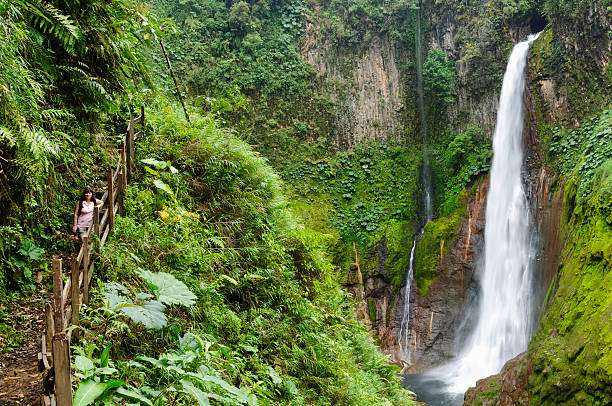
[56, 64, 88, 78]
[40, 108, 75, 121]
[80, 79, 110, 99]
[28, 1, 82, 54]
[23, 127, 59, 159]
[0, 127, 17, 147]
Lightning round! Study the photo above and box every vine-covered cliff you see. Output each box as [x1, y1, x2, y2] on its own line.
[1, 0, 610, 404]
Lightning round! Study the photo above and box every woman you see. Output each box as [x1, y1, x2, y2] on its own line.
[72, 187, 103, 238]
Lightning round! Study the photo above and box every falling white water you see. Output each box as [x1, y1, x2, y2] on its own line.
[399, 4, 432, 362]
[433, 33, 541, 395]
[415, 4, 433, 223]
[398, 237, 418, 358]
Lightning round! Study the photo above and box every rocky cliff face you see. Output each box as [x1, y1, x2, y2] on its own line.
[350, 179, 488, 370]
[463, 1, 611, 403]
[398, 180, 488, 371]
[300, 15, 406, 148]
[306, 1, 610, 402]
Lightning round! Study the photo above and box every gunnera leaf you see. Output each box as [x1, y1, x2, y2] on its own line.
[138, 269, 196, 307]
[102, 283, 167, 329]
[119, 300, 167, 330]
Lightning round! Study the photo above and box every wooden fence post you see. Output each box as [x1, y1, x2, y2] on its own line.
[82, 237, 90, 306]
[140, 105, 145, 130]
[107, 170, 115, 232]
[44, 303, 54, 356]
[121, 144, 127, 191]
[128, 115, 134, 183]
[52, 259, 64, 332]
[117, 170, 124, 216]
[70, 260, 80, 341]
[93, 206, 100, 238]
[125, 119, 133, 184]
[93, 205, 100, 255]
[52, 333, 73, 406]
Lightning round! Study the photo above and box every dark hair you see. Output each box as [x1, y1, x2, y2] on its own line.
[77, 187, 97, 216]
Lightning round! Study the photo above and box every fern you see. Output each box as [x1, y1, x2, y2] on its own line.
[25, 1, 82, 54]
[12, 127, 59, 175]
[0, 127, 17, 147]
[40, 108, 74, 121]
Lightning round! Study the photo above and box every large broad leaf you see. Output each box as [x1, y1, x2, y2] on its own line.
[141, 158, 167, 170]
[73, 356, 95, 373]
[139, 270, 196, 307]
[119, 300, 167, 330]
[102, 284, 167, 329]
[187, 373, 257, 405]
[18, 239, 45, 260]
[115, 387, 154, 406]
[180, 380, 211, 406]
[73, 379, 123, 406]
[100, 344, 111, 368]
[153, 179, 174, 198]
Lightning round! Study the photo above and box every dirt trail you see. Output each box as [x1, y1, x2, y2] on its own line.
[0, 292, 45, 405]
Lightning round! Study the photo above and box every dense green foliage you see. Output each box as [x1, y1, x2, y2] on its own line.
[423, 48, 455, 104]
[1, 0, 610, 403]
[549, 110, 612, 199]
[413, 189, 467, 296]
[73, 101, 416, 405]
[525, 165, 611, 404]
[0, 0, 161, 292]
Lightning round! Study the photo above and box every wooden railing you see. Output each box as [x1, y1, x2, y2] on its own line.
[39, 108, 144, 406]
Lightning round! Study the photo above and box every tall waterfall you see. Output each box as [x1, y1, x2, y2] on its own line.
[415, 4, 433, 223]
[440, 33, 540, 394]
[398, 3, 430, 361]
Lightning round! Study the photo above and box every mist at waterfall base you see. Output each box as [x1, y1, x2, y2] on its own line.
[403, 33, 541, 405]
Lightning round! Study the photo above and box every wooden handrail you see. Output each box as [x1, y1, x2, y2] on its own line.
[42, 108, 144, 404]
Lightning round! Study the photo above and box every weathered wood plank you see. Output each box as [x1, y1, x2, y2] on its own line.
[44, 303, 54, 358]
[100, 220, 111, 247]
[82, 237, 90, 305]
[70, 260, 80, 340]
[107, 170, 115, 232]
[52, 333, 72, 406]
[52, 259, 64, 332]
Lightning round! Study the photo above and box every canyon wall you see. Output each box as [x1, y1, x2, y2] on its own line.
[301, 15, 406, 148]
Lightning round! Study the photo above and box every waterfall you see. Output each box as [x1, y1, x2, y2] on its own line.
[398, 238, 417, 359]
[398, 3, 431, 362]
[415, 4, 433, 223]
[437, 32, 541, 395]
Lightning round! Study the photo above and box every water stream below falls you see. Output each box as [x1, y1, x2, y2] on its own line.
[403, 33, 541, 404]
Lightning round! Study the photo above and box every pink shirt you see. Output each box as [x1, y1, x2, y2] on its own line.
[77, 201, 95, 227]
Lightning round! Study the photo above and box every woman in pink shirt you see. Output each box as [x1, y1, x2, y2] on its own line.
[72, 188, 103, 238]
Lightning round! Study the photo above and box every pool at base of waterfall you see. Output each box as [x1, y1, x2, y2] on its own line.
[402, 374, 464, 406]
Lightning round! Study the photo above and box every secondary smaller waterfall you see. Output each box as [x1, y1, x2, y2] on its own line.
[416, 3, 433, 223]
[399, 3, 432, 362]
[398, 237, 418, 359]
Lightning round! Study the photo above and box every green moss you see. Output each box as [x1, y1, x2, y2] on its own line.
[288, 190, 337, 235]
[526, 165, 612, 405]
[368, 298, 377, 325]
[468, 379, 502, 406]
[383, 220, 417, 292]
[481, 380, 501, 399]
[414, 189, 467, 296]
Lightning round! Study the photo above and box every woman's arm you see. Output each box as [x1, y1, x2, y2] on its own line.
[95, 198, 103, 207]
[73, 202, 79, 232]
